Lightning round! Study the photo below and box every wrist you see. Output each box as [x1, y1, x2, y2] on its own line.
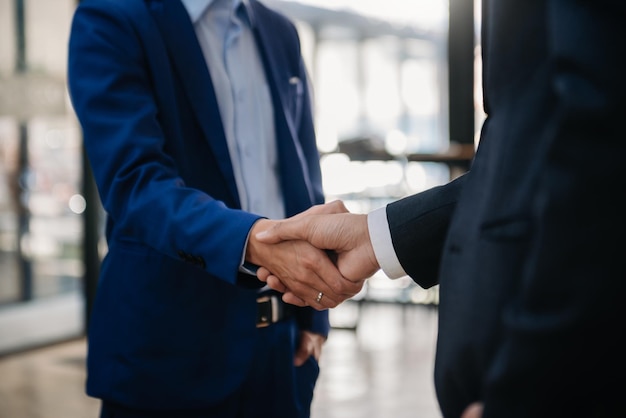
[245, 218, 273, 266]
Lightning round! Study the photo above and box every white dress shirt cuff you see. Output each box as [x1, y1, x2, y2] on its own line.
[367, 206, 407, 279]
[240, 225, 259, 276]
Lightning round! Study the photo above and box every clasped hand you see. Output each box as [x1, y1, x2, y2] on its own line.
[247, 201, 380, 309]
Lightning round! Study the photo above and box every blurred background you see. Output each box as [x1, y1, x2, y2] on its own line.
[0, 0, 482, 417]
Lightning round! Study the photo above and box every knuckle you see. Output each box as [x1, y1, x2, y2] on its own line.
[299, 252, 319, 270]
[329, 281, 345, 295]
[333, 200, 347, 212]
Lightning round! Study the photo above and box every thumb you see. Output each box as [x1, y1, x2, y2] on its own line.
[293, 339, 310, 367]
[461, 402, 483, 418]
[257, 201, 349, 244]
[291, 200, 349, 219]
[255, 218, 307, 244]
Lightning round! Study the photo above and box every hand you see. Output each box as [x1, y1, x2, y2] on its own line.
[247, 214, 360, 309]
[257, 201, 379, 281]
[294, 331, 325, 367]
[461, 402, 483, 418]
[255, 200, 379, 306]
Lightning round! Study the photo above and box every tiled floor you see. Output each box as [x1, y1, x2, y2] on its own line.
[0, 302, 441, 418]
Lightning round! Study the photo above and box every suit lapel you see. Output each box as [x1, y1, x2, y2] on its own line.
[148, 0, 241, 207]
[249, 3, 316, 215]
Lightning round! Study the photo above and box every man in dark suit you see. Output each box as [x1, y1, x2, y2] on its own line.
[67, 0, 342, 416]
[256, 1, 626, 416]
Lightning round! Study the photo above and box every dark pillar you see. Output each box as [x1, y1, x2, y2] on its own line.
[74, 0, 102, 329]
[448, 0, 475, 146]
[15, 0, 33, 301]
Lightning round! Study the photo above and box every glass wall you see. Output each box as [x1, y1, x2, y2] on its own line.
[267, 0, 454, 208]
[0, 0, 84, 355]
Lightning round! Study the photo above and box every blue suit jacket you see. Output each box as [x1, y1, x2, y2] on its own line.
[68, 0, 329, 409]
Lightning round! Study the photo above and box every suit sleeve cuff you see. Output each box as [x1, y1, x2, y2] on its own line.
[367, 206, 407, 279]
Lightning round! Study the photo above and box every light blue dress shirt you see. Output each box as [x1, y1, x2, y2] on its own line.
[181, 0, 285, 220]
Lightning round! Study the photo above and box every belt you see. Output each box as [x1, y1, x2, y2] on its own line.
[256, 292, 294, 328]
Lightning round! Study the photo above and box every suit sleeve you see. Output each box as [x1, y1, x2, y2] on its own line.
[386, 174, 466, 288]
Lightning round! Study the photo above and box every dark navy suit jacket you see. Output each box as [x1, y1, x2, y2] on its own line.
[68, 0, 329, 409]
[385, 1, 626, 417]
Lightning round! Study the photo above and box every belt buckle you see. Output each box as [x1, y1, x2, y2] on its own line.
[256, 295, 279, 328]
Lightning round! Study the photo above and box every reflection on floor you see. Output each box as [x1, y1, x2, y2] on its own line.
[0, 335, 100, 418]
[0, 302, 441, 418]
[314, 302, 440, 418]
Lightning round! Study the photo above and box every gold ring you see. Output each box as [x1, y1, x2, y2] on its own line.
[315, 291, 323, 304]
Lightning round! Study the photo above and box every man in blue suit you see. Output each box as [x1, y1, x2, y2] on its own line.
[256, 0, 626, 417]
[67, 0, 342, 416]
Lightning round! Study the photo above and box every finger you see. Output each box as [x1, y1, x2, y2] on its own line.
[301, 286, 339, 309]
[255, 217, 308, 244]
[276, 265, 343, 308]
[282, 291, 329, 311]
[254, 241, 352, 306]
[312, 253, 363, 303]
[262, 252, 342, 302]
[293, 331, 324, 366]
[256, 266, 271, 282]
[266, 268, 343, 308]
[326, 278, 365, 301]
[291, 200, 349, 219]
[282, 292, 308, 307]
[256, 201, 348, 245]
[259, 241, 346, 303]
[461, 403, 484, 418]
[276, 264, 341, 308]
[265, 275, 287, 293]
[312, 289, 338, 309]
[293, 337, 311, 367]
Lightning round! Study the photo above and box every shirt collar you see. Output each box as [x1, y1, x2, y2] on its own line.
[181, 0, 256, 27]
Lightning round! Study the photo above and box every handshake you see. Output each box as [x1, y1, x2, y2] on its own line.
[245, 200, 381, 309]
